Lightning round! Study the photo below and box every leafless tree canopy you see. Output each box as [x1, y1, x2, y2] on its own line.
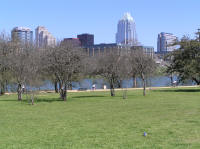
[0, 33, 11, 95]
[7, 44, 42, 101]
[88, 47, 156, 96]
[42, 43, 86, 101]
[89, 48, 129, 96]
[129, 49, 156, 96]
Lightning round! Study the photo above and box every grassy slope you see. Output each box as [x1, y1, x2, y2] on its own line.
[0, 88, 200, 149]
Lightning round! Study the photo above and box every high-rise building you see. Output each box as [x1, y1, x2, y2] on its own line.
[11, 27, 33, 44]
[35, 26, 56, 48]
[157, 32, 177, 52]
[77, 33, 94, 47]
[116, 12, 138, 46]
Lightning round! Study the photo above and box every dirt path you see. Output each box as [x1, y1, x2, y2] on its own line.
[4, 85, 199, 95]
[43, 85, 200, 93]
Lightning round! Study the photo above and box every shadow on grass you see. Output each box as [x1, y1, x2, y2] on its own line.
[34, 98, 63, 103]
[0, 97, 63, 103]
[0, 95, 108, 102]
[72, 95, 106, 99]
[0, 99, 17, 102]
[153, 88, 200, 93]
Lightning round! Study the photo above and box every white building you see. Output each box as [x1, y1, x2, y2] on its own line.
[11, 27, 33, 44]
[157, 32, 177, 52]
[116, 12, 138, 46]
[35, 26, 56, 48]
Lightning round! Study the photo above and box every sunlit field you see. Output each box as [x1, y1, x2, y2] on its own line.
[0, 88, 200, 149]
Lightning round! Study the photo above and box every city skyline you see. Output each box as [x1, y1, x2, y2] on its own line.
[1, 0, 200, 51]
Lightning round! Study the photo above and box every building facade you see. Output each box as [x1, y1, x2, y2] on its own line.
[84, 43, 154, 57]
[61, 38, 81, 47]
[84, 43, 121, 56]
[131, 46, 154, 59]
[11, 27, 33, 44]
[35, 26, 56, 48]
[77, 33, 94, 46]
[116, 12, 138, 46]
[157, 32, 177, 53]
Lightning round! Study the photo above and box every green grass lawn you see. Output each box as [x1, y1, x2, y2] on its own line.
[0, 88, 200, 149]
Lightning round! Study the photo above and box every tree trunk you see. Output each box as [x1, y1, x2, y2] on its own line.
[0, 82, 5, 95]
[54, 81, 58, 93]
[17, 83, 22, 101]
[142, 74, 146, 96]
[31, 91, 34, 105]
[68, 81, 72, 90]
[192, 78, 200, 85]
[60, 83, 67, 101]
[110, 87, 115, 96]
[195, 80, 200, 85]
[110, 79, 115, 97]
[59, 81, 62, 98]
[5, 80, 8, 93]
[117, 80, 123, 88]
[58, 82, 61, 90]
[170, 74, 173, 86]
[31, 95, 34, 105]
[123, 88, 127, 99]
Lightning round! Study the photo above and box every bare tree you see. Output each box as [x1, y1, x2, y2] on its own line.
[8, 43, 35, 101]
[42, 43, 85, 101]
[128, 52, 138, 88]
[129, 49, 156, 96]
[0, 33, 12, 95]
[25, 49, 44, 104]
[117, 54, 130, 99]
[92, 48, 129, 96]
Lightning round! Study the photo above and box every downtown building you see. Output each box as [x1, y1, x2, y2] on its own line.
[35, 26, 56, 48]
[84, 43, 154, 58]
[116, 12, 138, 46]
[11, 27, 33, 44]
[77, 33, 94, 47]
[157, 32, 177, 53]
[61, 38, 81, 47]
[61, 33, 94, 47]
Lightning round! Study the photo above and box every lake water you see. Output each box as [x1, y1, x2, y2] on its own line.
[37, 76, 195, 91]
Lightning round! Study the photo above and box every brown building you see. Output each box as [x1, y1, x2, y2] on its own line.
[61, 38, 81, 47]
[77, 33, 94, 47]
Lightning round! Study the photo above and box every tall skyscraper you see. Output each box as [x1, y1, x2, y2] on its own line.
[77, 33, 94, 47]
[157, 32, 177, 52]
[11, 27, 33, 44]
[35, 26, 56, 48]
[116, 12, 138, 46]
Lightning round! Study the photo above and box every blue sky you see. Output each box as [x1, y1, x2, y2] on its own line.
[1, 0, 200, 50]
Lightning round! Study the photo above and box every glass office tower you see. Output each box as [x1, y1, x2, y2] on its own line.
[116, 12, 138, 46]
